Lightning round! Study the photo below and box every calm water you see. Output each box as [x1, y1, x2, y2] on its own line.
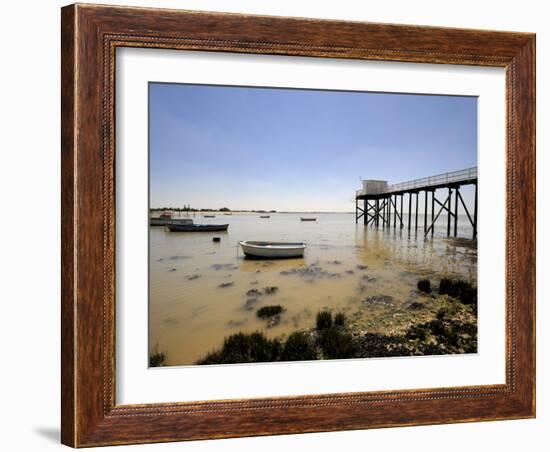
[149, 212, 477, 365]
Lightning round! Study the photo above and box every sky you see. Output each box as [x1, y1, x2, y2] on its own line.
[149, 83, 477, 212]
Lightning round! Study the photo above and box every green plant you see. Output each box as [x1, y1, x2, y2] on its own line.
[280, 331, 317, 361]
[439, 278, 477, 306]
[149, 348, 167, 367]
[196, 331, 281, 365]
[319, 327, 356, 359]
[316, 310, 333, 330]
[334, 311, 347, 327]
[417, 279, 431, 293]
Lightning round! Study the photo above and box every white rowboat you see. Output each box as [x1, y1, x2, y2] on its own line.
[239, 241, 306, 259]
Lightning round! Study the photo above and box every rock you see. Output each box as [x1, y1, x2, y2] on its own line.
[356, 265, 368, 270]
[243, 298, 258, 310]
[212, 263, 238, 271]
[407, 301, 424, 310]
[168, 268, 177, 272]
[267, 315, 281, 328]
[187, 274, 201, 280]
[218, 281, 234, 288]
[158, 255, 191, 262]
[362, 295, 394, 307]
[227, 318, 247, 327]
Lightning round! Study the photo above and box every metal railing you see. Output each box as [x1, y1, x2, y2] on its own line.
[386, 167, 477, 193]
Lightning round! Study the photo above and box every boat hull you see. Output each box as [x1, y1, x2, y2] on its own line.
[167, 223, 228, 232]
[151, 218, 192, 226]
[239, 241, 306, 259]
[150, 218, 170, 226]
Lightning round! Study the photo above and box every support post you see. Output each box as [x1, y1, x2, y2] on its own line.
[363, 199, 367, 225]
[454, 188, 459, 237]
[376, 199, 379, 228]
[473, 183, 478, 239]
[424, 190, 428, 233]
[415, 193, 419, 231]
[393, 194, 397, 228]
[431, 190, 435, 236]
[400, 194, 403, 228]
[355, 198, 358, 224]
[408, 193, 412, 231]
[447, 187, 452, 236]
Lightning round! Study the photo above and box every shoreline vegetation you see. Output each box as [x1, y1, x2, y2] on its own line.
[150, 277, 477, 367]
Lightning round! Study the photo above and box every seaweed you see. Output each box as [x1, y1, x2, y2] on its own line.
[256, 305, 284, 319]
[439, 278, 477, 306]
[417, 279, 431, 294]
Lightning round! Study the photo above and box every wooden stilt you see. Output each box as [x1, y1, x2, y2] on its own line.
[424, 190, 428, 233]
[408, 193, 412, 231]
[415, 193, 418, 231]
[454, 187, 458, 236]
[473, 183, 478, 239]
[400, 194, 403, 228]
[447, 187, 452, 236]
[393, 194, 397, 228]
[431, 190, 435, 236]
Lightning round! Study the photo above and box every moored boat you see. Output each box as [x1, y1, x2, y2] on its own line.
[150, 210, 175, 226]
[203, 214, 216, 218]
[239, 241, 306, 259]
[167, 223, 229, 232]
[300, 217, 317, 222]
[260, 215, 270, 218]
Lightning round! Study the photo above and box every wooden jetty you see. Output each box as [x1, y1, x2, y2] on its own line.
[355, 167, 478, 239]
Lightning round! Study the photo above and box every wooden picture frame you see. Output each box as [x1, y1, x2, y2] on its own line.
[61, 3, 535, 447]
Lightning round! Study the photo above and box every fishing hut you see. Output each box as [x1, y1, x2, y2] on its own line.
[355, 167, 478, 239]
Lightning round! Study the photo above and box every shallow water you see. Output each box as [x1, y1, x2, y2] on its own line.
[149, 212, 477, 365]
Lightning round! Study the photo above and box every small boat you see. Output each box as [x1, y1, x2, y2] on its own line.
[300, 217, 317, 222]
[260, 215, 270, 218]
[167, 223, 229, 232]
[150, 210, 175, 226]
[223, 213, 232, 216]
[239, 241, 306, 259]
[203, 214, 216, 218]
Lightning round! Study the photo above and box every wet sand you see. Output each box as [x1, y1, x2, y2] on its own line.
[149, 212, 477, 365]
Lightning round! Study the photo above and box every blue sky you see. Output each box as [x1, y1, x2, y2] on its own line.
[149, 83, 477, 212]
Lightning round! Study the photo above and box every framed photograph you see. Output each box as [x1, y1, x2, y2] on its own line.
[61, 3, 535, 447]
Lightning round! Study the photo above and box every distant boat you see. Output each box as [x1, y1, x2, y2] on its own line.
[203, 214, 216, 218]
[150, 210, 175, 226]
[223, 213, 232, 216]
[239, 241, 306, 259]
[167, 223, 229, 232]
[300, 217, 317, 222]
[260, 215, 270, 218]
